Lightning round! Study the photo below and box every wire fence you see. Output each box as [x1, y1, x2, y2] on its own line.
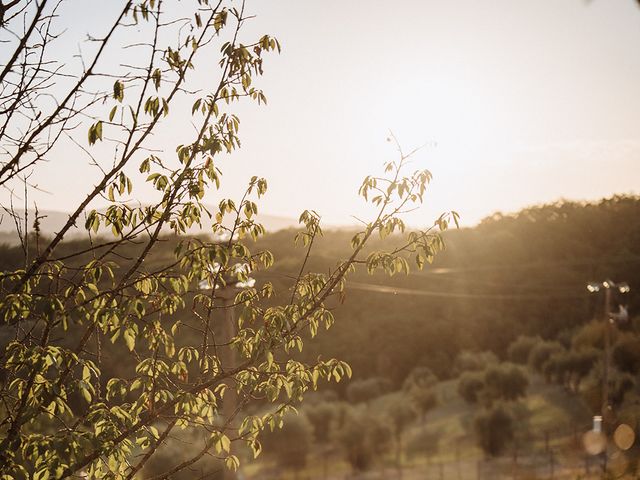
[405, 424, 637, 480]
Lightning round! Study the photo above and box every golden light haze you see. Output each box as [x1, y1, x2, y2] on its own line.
[31, 0, 640, 227]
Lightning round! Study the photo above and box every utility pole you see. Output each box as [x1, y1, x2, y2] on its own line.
[586, 279, 631, 472]
[602, 284, 612, 426]
[587, 280, 630, 425]
[200, 259, 255, 480]
[219, 289, 238, 480]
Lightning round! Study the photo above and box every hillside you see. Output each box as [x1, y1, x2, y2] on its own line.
[1, 195, 637, 385]
[251, 196, 640, 386]
[1, 195, 638, 478]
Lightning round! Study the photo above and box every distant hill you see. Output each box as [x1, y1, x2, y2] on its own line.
[1, 195, 638, 386]
[254, 195, 640, 383]
[0, 208, 301, 245]
[0, 209, 78, 234]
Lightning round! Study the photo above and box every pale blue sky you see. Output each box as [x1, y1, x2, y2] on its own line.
[17, 0, 640, 227]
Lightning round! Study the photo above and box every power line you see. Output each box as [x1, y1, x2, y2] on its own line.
[346, 281, 586, 301]
[412, 255, 640, 276]
[261, 255, 638, 300]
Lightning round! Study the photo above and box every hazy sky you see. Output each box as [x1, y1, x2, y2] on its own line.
[238, 0, 640, 227]
[20, 0, 640, 227]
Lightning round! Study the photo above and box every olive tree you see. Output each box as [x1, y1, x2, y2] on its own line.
[507, 335, 540, 365]
[304, 401, 339, 479]
[345, 377, 387, 406]
[387, 396, 417, 475]
[260, 412, 313, 475]
[473, 403, 515, 457]
[403, 366, 437, 424]
[0, 1, 456, 478]
[457, 371, 484, 404]
[304, 401, 337, 445]
[336, 407, 392, 473]
[483, 363, 529, 402]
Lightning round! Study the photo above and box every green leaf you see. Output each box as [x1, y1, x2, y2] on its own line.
[87, 121, 103, 145]
[224, 455, 239, 471]
[79, 382, 92, 403]
[113, 80, 124, 102]
[123, 328, 135, 351]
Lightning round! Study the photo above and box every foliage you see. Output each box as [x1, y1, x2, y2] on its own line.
[386, 395, 417, 471]
[0, 1, 456, 478]
[302, 389, 339, 405]
[408, 385, 437, 421]
[528, 341, 565, 374]
[583, 369, 636, 414]
[140, 430, 226, 480]
[345, 377, 389, 405]
[454, 350, 498, 374]
[473, 403, 515, 457]
[336, 408, 392, 472]
[402, 366, 438, 391]
[457, 371, 485, 404]
[507, 336, 540, 365]
[387, 396, 417, 437]
[401, 366, 438, 422]
[260, 412, 313, 472]
[542, 348, 598, 392]
[482, 363, 529, 403]
[610, 372, 636, 407]
[613, 334, 640, 374]
[304, 401, 338, 444]
[572, 321, 610, 351]
[458, 363, 528, 405]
